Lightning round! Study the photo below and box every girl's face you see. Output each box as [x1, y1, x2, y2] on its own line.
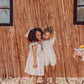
[43, 32, 50, 40]
[36, 31, 42, 41]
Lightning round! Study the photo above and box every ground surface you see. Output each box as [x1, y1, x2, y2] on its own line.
[0, 77, 84, 84]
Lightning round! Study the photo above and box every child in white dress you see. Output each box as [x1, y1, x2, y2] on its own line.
[42, 26, 60, 84]
[24, 28, 44, 84]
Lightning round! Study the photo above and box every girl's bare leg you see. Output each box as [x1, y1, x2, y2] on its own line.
[52, 65, 56, 84]
[33, 75, 38, 84]
[44, 66, 49, 84]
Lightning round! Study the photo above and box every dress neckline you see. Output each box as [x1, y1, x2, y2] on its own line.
[29, 42, 41, 46]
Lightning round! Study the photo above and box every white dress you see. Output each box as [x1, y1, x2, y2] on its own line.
[42, 37, 56, 66]
[24, 42, 44, 76]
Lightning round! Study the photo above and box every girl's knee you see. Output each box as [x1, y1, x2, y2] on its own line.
[33, 75, 37, 78]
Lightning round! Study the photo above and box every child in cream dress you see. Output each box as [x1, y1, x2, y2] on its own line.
[42, 37, 56, 66]
[42, 26, 59, 84]
[24, 42, 44, 76]
[24, 28, 44, 84]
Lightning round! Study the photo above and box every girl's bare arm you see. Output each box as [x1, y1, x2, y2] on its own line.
[32, 45, 38, 68]
[53, 39, 59, 59]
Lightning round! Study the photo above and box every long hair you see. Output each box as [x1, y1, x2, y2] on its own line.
[28, 28, 43, 42]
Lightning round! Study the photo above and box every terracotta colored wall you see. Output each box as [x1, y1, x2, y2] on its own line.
[0, 0, 84, 78]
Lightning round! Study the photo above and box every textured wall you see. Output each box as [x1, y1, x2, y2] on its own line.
[0, 0, 84, 78]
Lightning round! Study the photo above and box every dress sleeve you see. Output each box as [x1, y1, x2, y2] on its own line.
[29, 42, 38, 48]
[50, 37, 56, 45]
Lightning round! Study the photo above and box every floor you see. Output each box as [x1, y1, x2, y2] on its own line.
[0, 77, 84, 84]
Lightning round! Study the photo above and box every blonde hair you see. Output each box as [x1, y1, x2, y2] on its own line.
[42, 26, 56, 39]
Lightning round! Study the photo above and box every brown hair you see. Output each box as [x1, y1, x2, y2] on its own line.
[42, 26, 56, 39]
[28, 28, 43, 42]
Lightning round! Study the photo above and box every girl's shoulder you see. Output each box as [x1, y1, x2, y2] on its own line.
[29, 42, 40, 48]
[50, 36, 56, 44]
[51, 36, 56, 40]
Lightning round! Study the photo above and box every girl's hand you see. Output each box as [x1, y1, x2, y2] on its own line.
[57, 57, 60, 63]
[57, 59, 60, 63]
[33, 64, 37, 68]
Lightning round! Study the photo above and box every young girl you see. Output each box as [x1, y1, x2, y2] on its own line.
[24, 28, 44, 84]
[42, 26, 60, 84]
